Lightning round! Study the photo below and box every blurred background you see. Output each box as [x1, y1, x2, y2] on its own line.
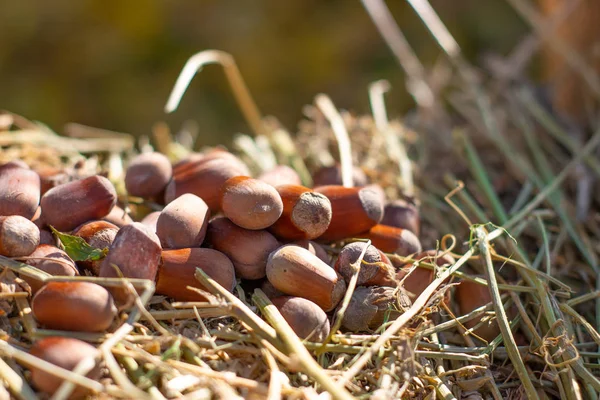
[0, 1, 528, 146]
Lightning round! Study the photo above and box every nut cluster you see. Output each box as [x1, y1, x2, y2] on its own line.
[1, 153, 479, 396]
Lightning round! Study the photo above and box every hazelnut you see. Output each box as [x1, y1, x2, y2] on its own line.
[312, 164, 368, 187]
[99, 223, 161, 281]
[342, 286, 411, 332]
[394, 250, 453, 299]
[140, 211, 161, 232]
[291, 240, 330, 264]
[72, 221, 118, 275]
[24, 245, 79, 293]
[39, 229, 57, 246]
[269, 185, 331, 240]
[266, 245, 346, 311]
[157, 248, 236, 301]
[41, 175, 117, 232]
[102, 205, 133, 228]
[125, 152, 172, 198]
[382, 199, 420, 237]
[357, 224, 421, 255]
[157, 194, 210, 249]
[220, 177, 283, 230]
[314, 185, 383, 242]
[271, 296, 330, 342]
[334, 242, 396, 287]
[0, 215, 40, 257]
[0, 163, 40, 219]
[32, 282, 117, 332]
[207, 217, 279, 280]
[165, 155, 249, 211]
[29, 337, 99, 398]
[258, 165, 302, 187]
[455, 279, 500, 342]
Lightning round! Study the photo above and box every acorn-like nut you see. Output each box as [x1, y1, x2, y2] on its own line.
[207, 217, 279, 280]
[103, 205, 133, 227]
[2, 160, 29, 169]
[0, 215, 40, 257]
[39, 229, 57, 245]
[455, 279, 500, 342]
[220, 177, 283, 230]
[342, 286, 411, 332]
[357, 224, 422, 255]
[24, 245, 79, 293]
[34, 165, 69, 196]
[165, 156, 249, 211]
[394, 250, 453, 300]
[381, 199, 420, 237]
[72, 221, 118, 275]
[0, 163, 41, 219]
[99, 222, 161, 281]
[157, 194, 210, 249]
[32, 282, 117, 332]
[266, 245, 346, 311]
[271, 296, 330, 342]
[125, 152, 173, 198]
[269, 185, 331, 240]
[157, 248, 236, 301]
[29, 337, 99, 398]
[140, 211, 161, 232]
[291, 240, 330, 264]
[314, 185, 383, 242]
[258, 165, 302, 187]
[334, 242, 396, 287]
[260, 279, 286, 299]
[41, 175, 117, 232]
[312, 164, 368, 187]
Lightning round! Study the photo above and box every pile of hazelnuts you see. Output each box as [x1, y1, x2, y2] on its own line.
[0, 149, 485, 396]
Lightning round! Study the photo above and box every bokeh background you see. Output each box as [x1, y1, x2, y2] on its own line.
[0, 1, 528, 147]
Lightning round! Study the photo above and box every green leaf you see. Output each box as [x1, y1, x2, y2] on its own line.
[49, 226, 109, 262]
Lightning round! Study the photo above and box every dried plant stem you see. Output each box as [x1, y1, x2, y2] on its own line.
[0, 357, 37, 400]
[253, 289, 355, 400]
[339, 228, 504, 386]
[164, 50, 266, 137]
[475, 227, 539, 399]
[315, 94, 354, 188]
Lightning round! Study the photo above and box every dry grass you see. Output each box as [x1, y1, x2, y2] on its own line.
[1, 0, 600, 398]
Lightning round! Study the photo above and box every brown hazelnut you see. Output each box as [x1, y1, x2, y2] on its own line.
[394, 250, 453, 300]
[312, 164, 368, 187]
[165, 155, 249, 211]
[0, 163, 40, 219]
[24, 245, 79, 293]
[271, 296, 330, 342]
[99, 223, 161, 281]
[207, 217, 279, 280]
[258, 165, 302, 187]
[0, 215, 40, 257]
[102, 205, 133, 228]
[156, 194, 210, 249]
[357, 224, 421, 255]
[342, 286, 411, 332]
[382, 199, 420, 237]
[266, 245, 346, 311]
[334, 242, 396, 287]
[157, 248, 236, 301]
[455, 279, 500, 342]
[29, 337, 99, 398]
[314, 185, 383, 242]
[140, 211, 161, 232]
[291, 240, 330, 264]
[32, 281, 117, 332]
[269, 185, 331, 240]
[41, 175, 117, 232]
[72, 221, 118, 275]
[125, 152, 173, 198]
[220, 177, 283, 230]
